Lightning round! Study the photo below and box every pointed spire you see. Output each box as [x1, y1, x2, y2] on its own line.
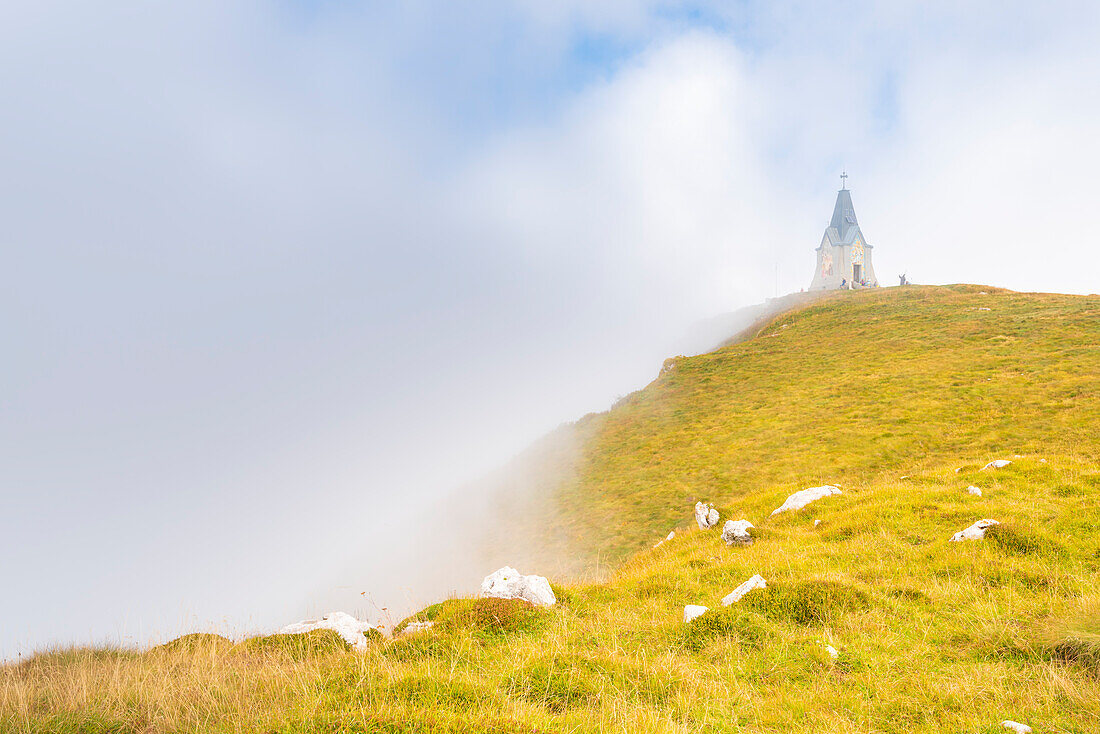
[829, 185, 858, 240]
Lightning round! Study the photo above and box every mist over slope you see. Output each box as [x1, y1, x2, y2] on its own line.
[6, 284, 1100, 733]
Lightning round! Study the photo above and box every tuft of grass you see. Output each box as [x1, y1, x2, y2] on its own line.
[507, 654, 676, 712]
[985, 523, 1066, 558]
[672, 605, 773, 652]
[1042, 597, 1100, 673]
[740, 580, 870, 626]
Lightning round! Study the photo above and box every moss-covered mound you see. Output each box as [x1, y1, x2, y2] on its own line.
[151, 633, 233, 655]
[233, 628, 351, 659]
[394, 597, 551, 640]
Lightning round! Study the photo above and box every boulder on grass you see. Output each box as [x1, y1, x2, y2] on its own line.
[721, 520, 755, 546]
[695, 502, 720, 530]
[950, 519, 999, 542]
[721, 574, 767, 605]
[967, 485, 983, 497]
[982, 460, 1012, 470]
[481, 566, 556, 606]
[771, 485, 841, 516]
[1001, 722, 1032, 734]
[683, 605, 708, 623]
[278, 611, 376, 651]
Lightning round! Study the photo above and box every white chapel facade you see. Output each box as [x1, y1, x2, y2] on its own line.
[810, 174, 878, 290]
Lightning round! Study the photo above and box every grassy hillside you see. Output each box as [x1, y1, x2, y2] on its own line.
[4, 285, 1100, 733]
[556, 284, 1099, 564]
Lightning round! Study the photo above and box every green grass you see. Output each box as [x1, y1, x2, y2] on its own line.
[3, 285, 1100, 733]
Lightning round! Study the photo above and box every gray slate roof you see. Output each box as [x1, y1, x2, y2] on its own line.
[829, 189, 858, 240]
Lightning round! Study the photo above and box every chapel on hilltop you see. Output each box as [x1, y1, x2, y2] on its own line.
[810, 173, 878, 290]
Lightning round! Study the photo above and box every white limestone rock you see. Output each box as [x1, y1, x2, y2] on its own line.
[1001, 721, 1032, 734]
[278, 611, 375, 651]
[721, 519, 755, 546]
[481, 566, 557, 606]
[683, 605, 709, 623]
[653, 530, 676, 549]
[825, 644, 839, 660]
[950, 519, 1000, 542]
[982, 459, 1012, 470]
[814, 519, 822, 527]
[721, 574, 767, 605]
[401, 621, 435, 635]
[695, 502, 720, 530]
[967, 485, 983, 497]
[771, 485, 841, 516]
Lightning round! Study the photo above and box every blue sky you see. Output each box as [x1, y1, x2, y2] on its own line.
[2, 1, 1098, 657]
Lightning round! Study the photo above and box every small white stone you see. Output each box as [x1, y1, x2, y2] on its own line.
[982, 459, 1012, 470]
[824, 644, 839, 659]
[695, 502, 720, 530]
[278, 611, 375, 651]
[653, 530, 676, 548]
[721, 519, 754, 546]
[899, 475, 909, 480]
[683, 605, 709, 623]
[955, 467, 963, 473]
[401, 621, 435, 635]
[967, 485, 983, 497]
[814, 519, 821, 527]
[721, 574, 767, 605]
[950, 519, 999, 542]
[1000, 721, 1032, 734]
[771, 485, 841, 516]
[481, 566, 557, 606]
[977, 307, 992, 311]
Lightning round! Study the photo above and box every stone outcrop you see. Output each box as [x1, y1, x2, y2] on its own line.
[967, 485, 983, 496]
[721, 519, 754, 545]
[481, 566, 557, 606]
[982, 460, 1012, 470]
[683, 605, 708, 623]
[721, 574, 767, 605]
[695, 502, 720, 529]
[278, 611, 376, 651]
[771, 485, 841, 516]
[950, 519, 999, 542]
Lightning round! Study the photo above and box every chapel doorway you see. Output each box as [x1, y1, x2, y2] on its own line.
[853, 264, 862, 282]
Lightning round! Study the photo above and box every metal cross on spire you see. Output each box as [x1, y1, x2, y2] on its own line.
[840, 170, 848, 190]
